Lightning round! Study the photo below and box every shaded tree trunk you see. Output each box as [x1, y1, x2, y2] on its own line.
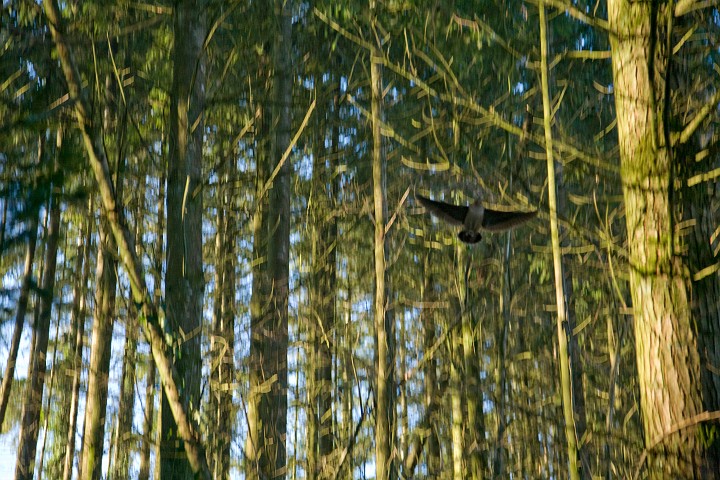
[160, 0, 207, 478]
[307, 80, 338, 480]
[0, 183, 39, 427]
[246, 1, 292, 477]
[79, 203, 117, 480]
[210, 156, 236, 479]
[15, 142, 61, 480]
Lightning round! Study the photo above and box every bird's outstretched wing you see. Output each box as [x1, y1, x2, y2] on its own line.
[482, 209, 537, 231]
[416, 195, 467, 226]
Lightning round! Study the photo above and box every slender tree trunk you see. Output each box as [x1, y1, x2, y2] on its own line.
[80, 71, 123, 480]
[421, 252, 441, 475]
[308, 82, 338, 480]
[608, 1, 704, 477]
[138, 360, 156, 480]
[62, 198, 91, 480]
[494, 231, 510, 477]
[341, 282, 354, 480]
[80, 206, 118, 480]
[539, 3, 580, 479]
[370, 26, 394, 479]
[42, 2, 211, 476]
[0, 187, 39, 427]
[450, 325, 464, 480]
[461, 247, 484, 480]
[139, 165, 165, 480]
[160, 0, 206, 477]
[210, 156, 235, 479]
[15, 142, 61, 480]
[110, 168, 141, 480]
[247, 104, 269, 477]
[37, 302, 63, 479]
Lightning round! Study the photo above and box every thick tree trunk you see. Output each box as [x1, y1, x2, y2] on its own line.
[160, 0, 206, 478]
[15, 150, 61, 480]
[608, 1, 704, 477]
[263, 0, 292, 473]
[246, 1, 292, 477]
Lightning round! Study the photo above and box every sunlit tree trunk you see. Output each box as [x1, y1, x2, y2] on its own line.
[608, 1, 704, 477]
[494, 231, 509, 477]
[450, 325, 464, 480]
[370, 21, 395, 478]
[80, 200, 117, 480]
[539, 3, 580, 479]
[80, 71, 123, 480]
[15, 138, 61, 480]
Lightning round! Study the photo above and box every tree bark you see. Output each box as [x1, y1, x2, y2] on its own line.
[608, 1, 704, 477]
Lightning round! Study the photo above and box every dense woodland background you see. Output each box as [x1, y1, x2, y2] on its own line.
[2, 0, 720, 479]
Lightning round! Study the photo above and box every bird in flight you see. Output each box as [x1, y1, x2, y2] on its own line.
[416, 194, 537, 244]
